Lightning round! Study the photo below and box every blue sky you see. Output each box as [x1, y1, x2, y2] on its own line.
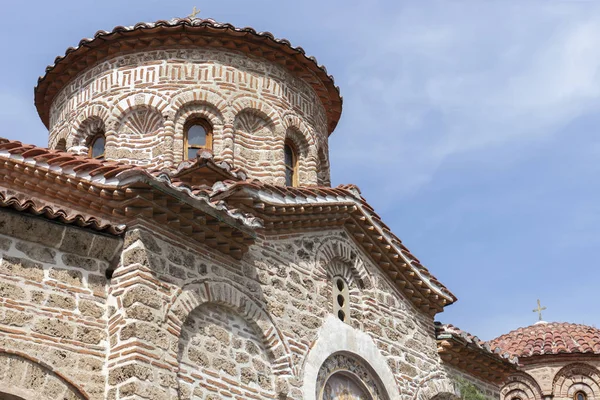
[1, 0, 599, 340]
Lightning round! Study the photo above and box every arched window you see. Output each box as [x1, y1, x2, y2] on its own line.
[322, 371, 373, 400]
[88, 134, 105, 159]
[184, 119, 212, 160]
[333, 276, 350, 323]
[284, 140, 298, 186]
[575, 392, 587, 400]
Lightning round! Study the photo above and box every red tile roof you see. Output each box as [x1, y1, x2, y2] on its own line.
[0, 137, 456, 312]
[436, 323, 518, 384]
[489, 322, 600, 358]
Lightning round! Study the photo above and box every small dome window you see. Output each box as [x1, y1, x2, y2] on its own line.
[575, 392, 587, 400]
[185, 119, 212, 159]
[89, 134, 105, 159]
[284, 140, 298, 186]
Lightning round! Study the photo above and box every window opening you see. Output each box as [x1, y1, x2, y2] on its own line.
[284, 141, 298, 186]
[575, 392, 587, 400]
[333, 276, 350, 323]
[89, 134, 105, 159]
[56, 139, 67, 152]
[185, 119, 212, 160]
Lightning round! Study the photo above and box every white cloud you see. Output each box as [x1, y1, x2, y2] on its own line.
[329, 2, 600, 198]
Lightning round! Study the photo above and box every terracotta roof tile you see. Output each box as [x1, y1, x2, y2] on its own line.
[436, 322, 519, 364]
[489, 322, 600, 358]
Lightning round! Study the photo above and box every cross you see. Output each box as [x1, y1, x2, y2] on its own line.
[532, 299, 547, 321]
[188, 6, 201, 19]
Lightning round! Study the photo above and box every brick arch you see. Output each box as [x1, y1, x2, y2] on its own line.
[553, 363, 600, 398]
[501, 372, 543, 400]
[111, 91, 171, 121]
[281, 112, 317, 147]
[568, 383, 594, 400]
[173, 101, 225, 129]
[71, 102, 111, 132]
[316, 237, 372, 289]
[71, 116, 105, 149]
[0, 350, 87, 400]
[170, 87, 229, 118]
[230, 95, 283, 128]
[167, 280, 294, 377]
[413, 373, 460, 400]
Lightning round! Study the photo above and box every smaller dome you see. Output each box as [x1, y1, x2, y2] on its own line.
[489, 322, 600, 358]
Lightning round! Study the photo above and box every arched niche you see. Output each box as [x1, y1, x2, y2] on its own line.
[0, 352, 86, 400]
[316, 352, 389, 400]
[302, 316, 397, 400]
[553, 363, 600, 399]
[232, 109, 279, 182]
[501, 372, 543, 400]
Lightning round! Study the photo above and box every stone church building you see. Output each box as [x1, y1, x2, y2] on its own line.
[0, 16, 598, 400]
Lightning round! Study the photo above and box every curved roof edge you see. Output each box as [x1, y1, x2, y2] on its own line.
[34, 17, 343, 133]
[489, 322, 600, 358]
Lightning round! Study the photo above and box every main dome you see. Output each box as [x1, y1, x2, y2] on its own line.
[489, 322, 600, 358]
[34, 17, 342, 133]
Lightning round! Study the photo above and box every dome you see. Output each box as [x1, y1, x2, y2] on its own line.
[489, 322, 600, 358]
[34, 17, 342, 133]
[35, 17, 341, 185]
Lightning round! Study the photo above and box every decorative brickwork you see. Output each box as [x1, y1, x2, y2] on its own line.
[316, 353, 388, 399]
[47, 48, 330, 185]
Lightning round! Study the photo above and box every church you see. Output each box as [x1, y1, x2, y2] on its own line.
[0, 15, 598, 400]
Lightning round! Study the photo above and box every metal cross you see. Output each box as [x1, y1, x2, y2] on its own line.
[188, 6, 201, 19]
[532, 299, 547, 321]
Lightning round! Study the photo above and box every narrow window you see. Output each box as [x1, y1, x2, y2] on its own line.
[56, 139, 67, 152]
[575, 392, 587, 400]
[333, 276, 350, 323]
[88, 134, 105, 159]
[185, 119, 212, 160]
[284, 141, 298, 186]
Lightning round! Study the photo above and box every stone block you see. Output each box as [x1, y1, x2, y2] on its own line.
[120, 322, 168, 349]
[49, 267, 82, 287]
[79, 300, 105, 318]
[33, 317, 74, 339]
[0, 256, 44, 281]
[0, 310, 33, 327]
[76, 326, 104, 344]
[108, 363, 152, 385]
[62, 253, 98, 272]
[0, 281, 26, 300]
[15, 241, 56, 264]
[0, 237, 11, 251]
[88, 233, 121, 263]
[0, 210, 64, 248]
[87, 274, 107, 293]
[59, 228, 93, 256]
[122, 285, 162, 309]
[47, 293, 76, 310]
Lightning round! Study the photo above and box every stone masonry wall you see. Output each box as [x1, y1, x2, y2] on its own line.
[47, 48, 330, 186]
[104, 226, 465, 400]
[0, 209, 493, 399]
[502, 358, 600, 400]
[0, 209, 121, 400]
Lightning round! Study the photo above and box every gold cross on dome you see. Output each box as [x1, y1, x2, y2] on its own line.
[188, 6, 201, 19]
[533, 299, 547, 321]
